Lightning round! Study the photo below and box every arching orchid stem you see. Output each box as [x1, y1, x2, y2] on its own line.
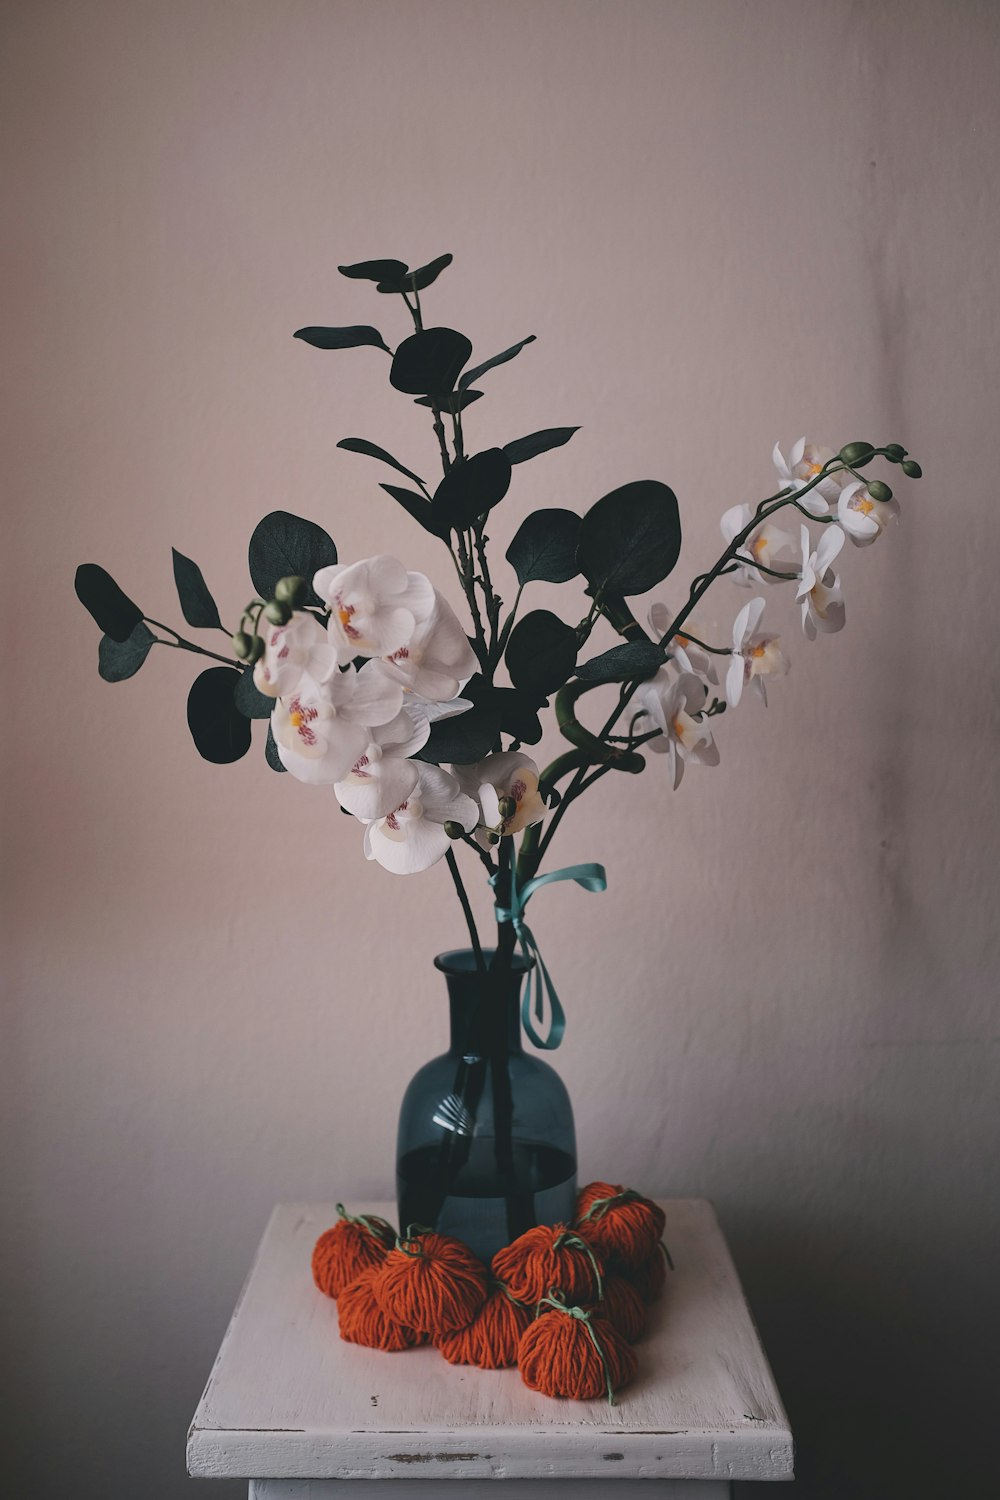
[445, 849, 485, 976]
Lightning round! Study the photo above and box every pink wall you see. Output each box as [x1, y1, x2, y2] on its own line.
[4, 3, 998, 1496]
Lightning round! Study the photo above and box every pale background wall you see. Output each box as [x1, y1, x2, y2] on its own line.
[3, 1, 998, 1496]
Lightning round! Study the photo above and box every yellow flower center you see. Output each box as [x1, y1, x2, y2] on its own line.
[751, 643, 767, 659]
[338, 607, 352, 628]
[855, 495, 874, 516]
[290, 709, 305, 728]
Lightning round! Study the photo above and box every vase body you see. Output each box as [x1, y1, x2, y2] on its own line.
[396, 949, 577, 1264]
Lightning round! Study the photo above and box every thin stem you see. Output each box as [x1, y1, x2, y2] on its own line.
[675, 630, 731, 655]
[445, 849, 485, 975]
[145, 619, 236, 668]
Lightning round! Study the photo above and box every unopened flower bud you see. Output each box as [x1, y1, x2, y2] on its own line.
[867, 479, 893, 503]
[497, 795, 517, 820]
[901, 459, 922, 479]
[274, 575, 307, 607]
[485, 829, 501, 846]
[883, 443, 907, 462]
[443, 821, 465, 840]
[232, 631, 253, 660]
[246, 635, 265, 664]
[264, 599, 292, 626]
[838, 441, 875, 466]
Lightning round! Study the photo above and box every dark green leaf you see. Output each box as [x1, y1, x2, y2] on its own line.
[505, 610, 578, 698]
[402, 252, 453, 292]
[503, 426, 579, 466]
[98, 621, 156, 682]
[416, 676, 499, 765]
[337, 437, 425, 488]
[248, 511, 337, 606]
[186, 667, 252, 764]
[576, 640, 666, 684]
[432, 449, 512, 532]
[494, 686, 546, 745]
[74, 563, 143, 643]
[577, 480, 682, 596]
[506, 508, 581, 585]
[458, 335, 536, 392]
[234, 667, 273, 719]
[379, 483, 450, 540]
[171, 548, 223, 630]
[265, 724, 286, 771]
[338, 258, 409, 283]
[293, 325, 391, 354]
[413, 389, 484, 413]
[390, 327, 472, 395]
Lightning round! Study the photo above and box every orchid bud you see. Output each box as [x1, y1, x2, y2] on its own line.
[867, 480, 893, 503]
[838, 441, 875, 466]
[245, 635, 265, 664]
[443, 821, 465, 840]
[264, 599, 292, 626]
[901, 459, 922, 479]
[485, 829, 501, 846]
[232, 631, 253, 660]
[883, 443, 906, 462]
[497, 795, 517, 820]
[275, 575, 307, 607]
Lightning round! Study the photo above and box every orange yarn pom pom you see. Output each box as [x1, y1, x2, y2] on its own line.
[373, 1229, 488, 1336]
[588, 1270, 646, 1343]
[311, 1204, 397, 1299]
[575, 1181, 665, 1269]
[337, 1268, 423, 1352]
[621, 1245, 668, 1304]
[435, 1283, 533, 1369]
[492, 1223, 604, 1306]
[518, 1302, 637, 1403]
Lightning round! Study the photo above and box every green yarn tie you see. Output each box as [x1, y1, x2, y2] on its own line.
[539, 1292, 617, 1407]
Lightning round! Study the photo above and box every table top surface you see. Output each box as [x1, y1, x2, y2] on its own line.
[187, 1199, 793, 1483]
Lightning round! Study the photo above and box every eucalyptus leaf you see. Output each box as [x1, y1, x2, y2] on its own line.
[390, 327, 472, 396]
[234, 667, 273, 719]
[413, 390, 483, 413]
[265, 723, 287, 772]
[379, 483, 450, 540]
[186, 667, 252, 764]
[576, 640, 666, 683]
[458, 335, 536, 392]
[503, 426, 579, 465]
[337, 437, 425, 488]
[98, 621, 156, 682]
[402, 252, 453, 292]
[432, 449, 512, 532]
[494, 686, 546, 745]
[506, 508, 581, 585]
[505, 610, 578, 698]
[248, 511, 337, 606]
[293, 325, 391, 354]
[577, 480, 681, 596]
[74, 563, 143, 643]
[415, 676, 500, 764]
[171, 548, 223, 630]
[338, 259, 409, 283]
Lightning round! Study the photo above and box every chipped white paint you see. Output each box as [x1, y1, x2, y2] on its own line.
[250, 1480, 731, 1498]
[188, 1200, 792, 1486]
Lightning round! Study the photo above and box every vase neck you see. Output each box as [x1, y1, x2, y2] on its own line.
[436, 949, 529, 1057]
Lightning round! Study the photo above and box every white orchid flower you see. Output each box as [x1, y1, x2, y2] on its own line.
[797, 524, 846, 639]
[648, 601, 719, 684]
[252, 611, 338, 699]
[363, 764, 478, 875]
[273, 660, 403, 784]
[636, 669, 720, 790]
[725, 598, 789, 708]
[720, 504, 798, 586]
[837, 479, 899, 547]
[333, 705, 431, 822]
[772, 438, 845, 515]
[454, 751, 546, 848]
[313, 556, 435, 662]
[373, 590, 479, 703]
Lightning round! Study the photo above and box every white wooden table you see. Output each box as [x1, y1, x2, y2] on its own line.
[188, 1200, 793, 1498]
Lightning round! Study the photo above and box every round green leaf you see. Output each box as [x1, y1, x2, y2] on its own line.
[187, 667, 252, 764]
[233, 667, 273, 719]
[171, 548, 223, 630]
[432, 449, 512, 532]
[75, 563, 143, 643]
[248, 511, 337, 606]
[415, 677, 498, 764]
[577, 480, 682, 596]
[505, 610, 578, 698]
[506, 508, 581, 585]
[390, 328, 472, 395]
[576, 640, 665, 684]
[98, 621, 156, 682]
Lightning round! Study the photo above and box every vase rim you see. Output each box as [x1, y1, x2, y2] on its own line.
[434, 947, 534, 976]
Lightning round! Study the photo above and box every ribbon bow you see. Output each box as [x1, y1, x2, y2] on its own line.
[491, 862, 607, 1049]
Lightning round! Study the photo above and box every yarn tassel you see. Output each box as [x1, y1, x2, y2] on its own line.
[435, 1282, 533, 1369]
[312, 1203, 397, 1299]
[373, 1226, 488, 1337]
[517, 1294, 637, 1404]
[574, 1181, 665, 1269]
[492, 1223, 605, 1306]
[337, 1267, 423, 1351]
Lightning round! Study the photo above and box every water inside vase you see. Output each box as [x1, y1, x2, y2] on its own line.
[397, 1137, 577, 1264]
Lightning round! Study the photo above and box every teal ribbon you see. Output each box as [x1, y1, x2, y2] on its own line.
[491, 862, 607, 1050]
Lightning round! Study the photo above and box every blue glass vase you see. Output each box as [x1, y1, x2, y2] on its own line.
[395, 948, 578, 1264]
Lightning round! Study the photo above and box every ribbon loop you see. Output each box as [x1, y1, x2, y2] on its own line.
[491, 861, 607, 1050]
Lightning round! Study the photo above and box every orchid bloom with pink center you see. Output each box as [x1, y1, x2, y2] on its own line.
[252, 611, 337, 699]
[454, 751, 546, 848]
[272, 660, 403, 784]
[363, 764, 478, 875]
[636, 669, 720, 790]
[725, 597, 789, 708]
[837, 478, 900, 547]
[333, 704, 431, 822]
[313, 555, 435, 662]
[373, 589, 479, 703]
